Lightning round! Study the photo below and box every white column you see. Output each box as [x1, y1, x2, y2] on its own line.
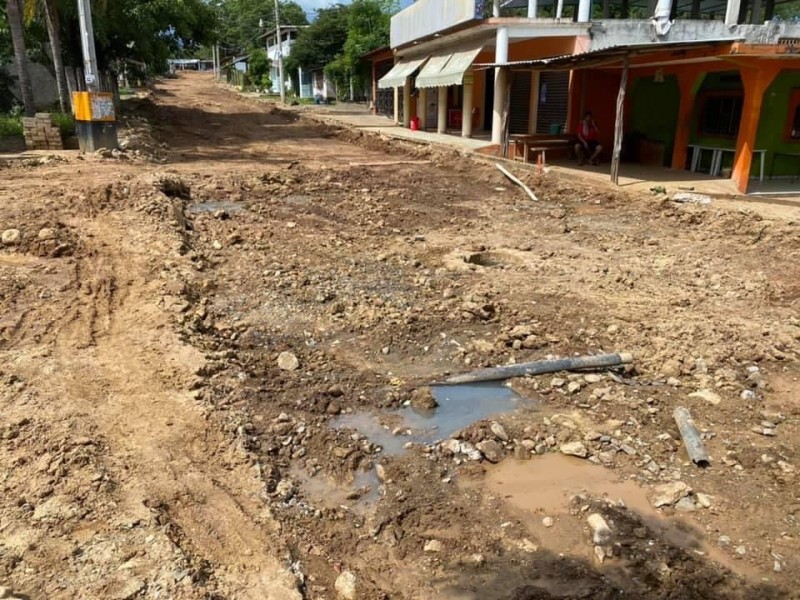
[556, 0, 564, 18]
[437, 86, 447, 133]
[418, 88, 428, 129]
[724, 0, 742, 24]
[298, 66, 303, 97]
[462, 78, 474, 138]
[403, 78, 412, 128]
[491, 25, 509, 145]
[394, 87, 400, 123]
[528, 0, 538, 17]
[578, 0, 591, 21]
[653, 0, 673, 34]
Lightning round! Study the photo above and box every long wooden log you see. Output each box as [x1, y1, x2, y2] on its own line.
[443, 352, 633, 384]
[610, 57, 629, 186]
[496, 164, 539, 201]
[673, 406, 710, 467]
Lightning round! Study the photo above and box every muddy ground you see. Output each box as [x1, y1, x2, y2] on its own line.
[1, 73, 799, 600]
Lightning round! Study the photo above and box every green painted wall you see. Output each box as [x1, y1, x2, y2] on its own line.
[756, 70, 800, 178]
[630, 75, 680, 166]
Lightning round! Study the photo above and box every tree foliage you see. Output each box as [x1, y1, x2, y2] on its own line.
[215, 0, 308, 54]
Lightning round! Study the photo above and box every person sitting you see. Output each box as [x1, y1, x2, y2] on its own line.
[575, 111, 602, 166]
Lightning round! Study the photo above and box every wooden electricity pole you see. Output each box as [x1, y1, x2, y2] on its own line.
[274, 0, 286, 103]
[610, 57, 629, 186]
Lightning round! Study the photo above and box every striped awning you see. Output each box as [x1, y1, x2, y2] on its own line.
[378, 56, 429, 89]
[417, 45, 483, 89]
[414, 54, 453, 89]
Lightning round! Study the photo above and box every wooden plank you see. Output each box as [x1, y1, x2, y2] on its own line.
[610, 57, 629, 186]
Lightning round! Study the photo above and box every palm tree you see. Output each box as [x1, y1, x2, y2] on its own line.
[41, 0, 70, 112]
[7, 0, 36, 116]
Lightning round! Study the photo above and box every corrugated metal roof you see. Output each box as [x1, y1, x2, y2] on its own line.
[474, 38, 743, 70]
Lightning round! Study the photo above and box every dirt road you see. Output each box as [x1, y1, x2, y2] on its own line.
[1, 74, 799, 599]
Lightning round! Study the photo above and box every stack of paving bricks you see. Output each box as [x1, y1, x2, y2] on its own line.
[22, 113, 64, 150]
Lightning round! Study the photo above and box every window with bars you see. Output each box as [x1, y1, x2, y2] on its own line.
[699, 94, 743, 138]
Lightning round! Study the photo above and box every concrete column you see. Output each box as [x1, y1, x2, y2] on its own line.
[724, 0, 742, 25]
[528, 0, 537, 17]
[394, 86, 400, 123]
[578, 0, 591, 22]
[403, 79, 412, 128]
[437, 86, 447, 133]
[556, 0, 565, 18]
[491, 24, 509, 145]
[462, 78, 474, 138]
[418, 87, 428, 129]
[732, 64, 779, 192]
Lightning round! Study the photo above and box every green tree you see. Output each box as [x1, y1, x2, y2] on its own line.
[6, 0, 34, 115]
[23, 0, 69, 111]
[285, 4, 349, 72]
[246, 46, 271, 90]
[216, 0, 307, 54]
[340, 0, 394, 92]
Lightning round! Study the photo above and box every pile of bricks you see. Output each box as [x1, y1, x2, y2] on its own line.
[22, 113, 64, 150]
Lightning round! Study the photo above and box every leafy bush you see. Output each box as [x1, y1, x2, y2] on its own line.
[0, 113, 22, 137]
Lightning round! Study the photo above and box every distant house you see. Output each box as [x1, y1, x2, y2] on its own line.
[260, 25, 309, 96]
[168, 59, 214, 73]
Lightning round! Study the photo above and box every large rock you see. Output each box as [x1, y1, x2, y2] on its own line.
[652, 481, 692, 507]
[560, 441, 588, 458]
[688, 389, 721, 406]
[277, 351, 299, 371]
[476, 439, 504, 463]
[334, 571, 357, 599]
[490, 421, 509, 442]
[587, 513, 612, 545]
[410, 386, 438, 410]
[1, 229, 21, 246]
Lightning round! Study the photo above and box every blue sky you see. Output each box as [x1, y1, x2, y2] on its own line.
[297, 0, 414, 16]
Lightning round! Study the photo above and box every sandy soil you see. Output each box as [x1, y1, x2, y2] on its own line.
[1, 73, 799, 600]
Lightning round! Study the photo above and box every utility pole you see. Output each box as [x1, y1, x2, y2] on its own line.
[77, 0, 99, 91]
[74, 0, 118, 151]
[273, 0, 286, 103]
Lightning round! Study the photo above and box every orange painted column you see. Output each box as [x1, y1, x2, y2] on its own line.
[671, 69, 703, 170]
[731, 65, 781, 193]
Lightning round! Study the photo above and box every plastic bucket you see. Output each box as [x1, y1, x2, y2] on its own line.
[410, 116, 420, 131]
[549, 123, 563, 135]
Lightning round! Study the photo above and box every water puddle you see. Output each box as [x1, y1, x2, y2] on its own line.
[332, 382, 531, 455]
[484, 455, 762, 579]
[290, 465, 380, 514]
[186, 200, 245, 214]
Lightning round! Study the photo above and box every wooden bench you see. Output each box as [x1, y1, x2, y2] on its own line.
[510, 134, 572, 167]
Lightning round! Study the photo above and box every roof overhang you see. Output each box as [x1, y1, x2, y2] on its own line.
[474, 38, 745, 71]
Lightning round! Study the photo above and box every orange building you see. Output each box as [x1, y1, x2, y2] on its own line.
[369, 0, 800, 194]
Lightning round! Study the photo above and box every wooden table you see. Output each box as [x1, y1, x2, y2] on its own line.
[510, 135, 571, 166]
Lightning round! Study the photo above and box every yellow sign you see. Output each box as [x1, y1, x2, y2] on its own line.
[72, 92, 116, 122]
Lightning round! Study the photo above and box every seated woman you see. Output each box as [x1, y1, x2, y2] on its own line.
[575, 111, 602, 166]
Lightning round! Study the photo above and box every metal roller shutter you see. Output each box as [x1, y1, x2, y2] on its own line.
[509, 72, 532, 134]
[536, 71, 569, 134]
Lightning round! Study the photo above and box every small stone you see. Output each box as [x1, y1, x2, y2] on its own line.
[695, 493, 712, 508]
[534, 443, 547, 454]
[666, 377, 681, 387]
[587, 513, 612, 545]
[211, 240, 222, 250]
[560, 441, 588, 458]
[490, 421, 509, 442]
[519, 538, 538, 553]
[550, 377, 566, 388]
[584, 373, 603, 384]
[718, 535, 731, 547]
[37, 227, 56, 240]
[375, 464, 387, 482]
[774, 560, 783, 573]
[513, 446, 531, 461]
[606, 324, 619, 335]
[1, 229, 21, 246]
[542, 516, 554, 528]
[424, 539, 443, 553]
[277, 351, 299, 371]
[440, 439, 461, 455]
[688, 389, 721, 406]
[567, 381, 582, 394]
[0, 587, 11, 599]
[110, 578, 146, 600]
[410, 387, 438, 410]
[633, 527, 648, 539]
[740, 390, 756, 401]
[652, 481, 691, 507]
[735, 545, 747, 556]
[476, 439, 503, 463]
[334, 570, 357, 599]
[674, 496, 697, 512]
[594, 545, 606, 563]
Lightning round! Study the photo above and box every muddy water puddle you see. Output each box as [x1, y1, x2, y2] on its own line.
[290, 465, 380, 514]
[485, 455, 762, 579]
[186, 200, 246, 214]
[333, 382, 532, 455]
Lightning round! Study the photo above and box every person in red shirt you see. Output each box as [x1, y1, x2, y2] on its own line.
[575, 111, 602, 166]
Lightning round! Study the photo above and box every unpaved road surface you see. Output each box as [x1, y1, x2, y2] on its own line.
[1, 73, 799, 600]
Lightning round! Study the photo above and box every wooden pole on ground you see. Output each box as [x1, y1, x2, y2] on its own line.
[610, 57, 629, 186]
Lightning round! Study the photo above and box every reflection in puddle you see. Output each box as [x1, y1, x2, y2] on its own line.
[485, 455, 762, 579]
[332, 382, 531, 455]
[186, 200, 245, 214]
